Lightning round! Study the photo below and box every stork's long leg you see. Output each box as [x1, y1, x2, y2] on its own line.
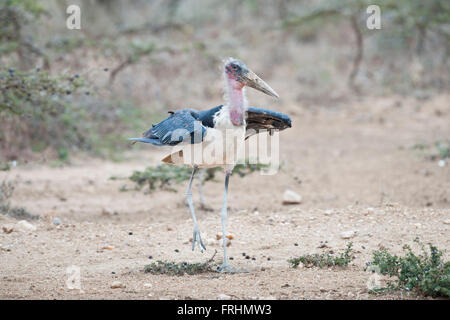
[186, 166, 206, 251]
[217, 171, 248, 273]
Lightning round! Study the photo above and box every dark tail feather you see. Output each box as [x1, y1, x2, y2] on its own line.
[128, 138, 164, 146]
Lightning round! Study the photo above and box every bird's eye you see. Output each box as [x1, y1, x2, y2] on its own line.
[231, 64, 240, 71]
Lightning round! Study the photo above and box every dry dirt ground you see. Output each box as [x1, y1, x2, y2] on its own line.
[1, 94, 449, 300]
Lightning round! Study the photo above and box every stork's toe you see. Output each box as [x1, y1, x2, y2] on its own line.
[192, 228, 206, 252]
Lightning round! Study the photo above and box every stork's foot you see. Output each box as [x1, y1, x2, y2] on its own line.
[216, 263, 249, 274]
[192, 228, 206, 252]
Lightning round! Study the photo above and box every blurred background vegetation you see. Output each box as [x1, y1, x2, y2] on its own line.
[0, 0, 449, 164]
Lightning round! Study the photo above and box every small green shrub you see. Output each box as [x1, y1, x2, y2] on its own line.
[144, 251, 217, 276]
[144, 260, 216, 276]
[368, 238, 449, 298]
[128, 161, 271, 193]
[129, 164, 192, 192]
[288, 242, 354, 268]
[0, 179, 38, 220]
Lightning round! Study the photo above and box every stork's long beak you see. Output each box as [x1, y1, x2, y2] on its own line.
[243, 70, 279, 98]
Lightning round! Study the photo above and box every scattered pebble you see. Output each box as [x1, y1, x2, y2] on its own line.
[323, 209, 333, 216]
[1, 244, 12, 252]
[2, 224, 14, 234]
[101, 208, 112, 216]
[53, 218, 62, 226]
[110, 281, 125, 289]
[438, 160, 446, 167]
[101, 245, 115, 250]
[443, 219, 450, 225]
[174, 249, 179, 253]
[365, 207, 375, 215]
[17, 220, 37, 232]
[340, 230, 357, 239]
[143, 283, 153, 288]
[218, 293, 231, 300]
[216, 233, 234, 240]
[282, 189, 302, 205]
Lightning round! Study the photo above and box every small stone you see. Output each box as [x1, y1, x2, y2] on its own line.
[438, 160, 446, 167]
[1, 244, 12, 251]
[216, 233, 234, 240]
[110, 281, 125, 289]
[101, 245, 115, 250]
[53, 218, 62, 226]
[218, 293, 231, 300]
[282, 189, 302, 205]
[17, 220, 37, 232]
[443, 219, 450, 225]
[323, 209, 333, 216]
[365, 207, 375, 215]
[101, 208, 112, 216]
[340, 230, 357, 239]
[143, 283, 153, 288]
[2, 224, 14, 234]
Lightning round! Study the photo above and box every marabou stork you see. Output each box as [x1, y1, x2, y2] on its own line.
[130, 58, 291, 273]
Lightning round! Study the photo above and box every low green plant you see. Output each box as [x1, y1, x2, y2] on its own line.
[412, 139, 450, 161]
[0, 179, 38, 220]
[288, 242, 354, 268]
[144, 251, 217, 276]
[368, 238, 449, 298]
[128, 161, 271, 193]
[144, 260, 216, 276]
[130, 164, 192, 192]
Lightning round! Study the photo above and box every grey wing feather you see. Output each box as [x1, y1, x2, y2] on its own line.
[131, 109, 206, 146]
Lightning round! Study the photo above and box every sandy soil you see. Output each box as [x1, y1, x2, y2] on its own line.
[1, 94, 449, 300]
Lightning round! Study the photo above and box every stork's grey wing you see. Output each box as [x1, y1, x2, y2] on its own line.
[245, 107, 292, 137]
[130, 109, 207, 146]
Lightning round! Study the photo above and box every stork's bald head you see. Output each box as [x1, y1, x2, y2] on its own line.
[224, 58, 279, 98]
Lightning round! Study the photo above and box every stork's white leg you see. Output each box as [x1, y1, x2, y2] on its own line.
[217, 171, 248, 273]
[186, 166, 206, 252]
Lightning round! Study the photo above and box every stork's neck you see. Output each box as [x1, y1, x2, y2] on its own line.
[225, 76, 247, 126]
